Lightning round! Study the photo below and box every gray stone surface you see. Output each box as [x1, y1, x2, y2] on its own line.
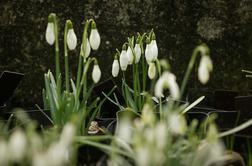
[0, 0, 252, 107]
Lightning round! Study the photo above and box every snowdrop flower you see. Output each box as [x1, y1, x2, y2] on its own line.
[134, 43, 141, 63]
[8, 129, 27, 162]
[60, 123, 76, 145]
[168, 112, 187, 135]
[45, 20, 55, 45]
[141, 103, 155, 125]
[154, 71, 180, 99]
[198, 55, 213, 84]
[66, 21, 77, 50]
[47, 143, 69, 166]
[145, 40, 153, 63]
[135, 147, 150, 166]
[112, 55, 120, 77]
[155, 123, 167, 148]
[119, 44, 128, 71]
[193, 124, 224, 166]
[150, 33, 158, 59]
[0, 141, 8, 165]
[126, 45, 134, 65]
[89, 21, 101, 50]
[197, 44, 209, 57]
[148, 62, 156, 79]
[81, 39, 91, 58]
[126, 46, 134, 65]
[92, 61, 101, 83]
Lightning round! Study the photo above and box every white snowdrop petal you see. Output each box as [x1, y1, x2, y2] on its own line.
[81, 39, 91, 58]
[0, 141, 8, 165]
[198, 56, 212, 84]
[148, 62, 156, 79]
[119, 50, 128, 71]
[89, 29, 101, 50]
[92, 64, 101, 83]
[168, 113, 187, 135]
[145, 44, 153, 63]
[134, 44, 141, 63]
[154, 72, 180, 99]
[154, 76, 165, 98]
[9, 130, 27, 161]
[126, 46, 134, 65]
[45, 22, 55, 45]
[67, 29, 77, 50]
[112, 59, 120, 77]
[151, 40, 158, 59]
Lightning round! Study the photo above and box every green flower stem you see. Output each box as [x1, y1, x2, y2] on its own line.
[76, 55, 83, 90]
[64, 21, 70, 92]
[180, 47, 200, 99]
[76, 58, 93, 100]
[79, 19, 92, 101]
[122, 71, 129, 107]
[52, 14, 61, 96]
[133, 63, 138, 111]
[136, 64, 141, 109]
[140, 34, 147, 93]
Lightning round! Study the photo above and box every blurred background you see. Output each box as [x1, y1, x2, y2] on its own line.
[0, 0, 252, 108]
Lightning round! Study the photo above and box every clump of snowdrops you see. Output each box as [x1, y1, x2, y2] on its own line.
[43, 13, 115, 135]
[0, 112, 76, 166]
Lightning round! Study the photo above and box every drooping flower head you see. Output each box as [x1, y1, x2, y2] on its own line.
[154, 71, 180, 99]
[134, 44, 141, 64]
[150, 32, 158, 60]
[81, 38, 91, 58]
[167, 112, 187, 135]
[92, 59, 101, 83]
[197, 44, 213, 84]
[198, 55, 213, 84]
[119, 44, 129, 71]
[145, 38, 153, 64]
[45, 14, 56, 45]
[66, 20, 77, 50]
[112, 54, 120, 77]
[9, 129, 27, 161]
[89, 21, 101, 50]
[126, 45, 134, 65]
[148, 62, 156, 79]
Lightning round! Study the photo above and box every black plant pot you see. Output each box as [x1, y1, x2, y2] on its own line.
[235, 95, 252, 136]
[214, 89, 238, 111]
[4, 109, 52, 128]
[208, 110, 239, 131]
[0, 104, 7, 118]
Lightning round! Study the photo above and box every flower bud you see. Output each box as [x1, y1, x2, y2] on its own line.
[66, 23, 77, 51]
[168, 112, 187, 135]
[145, 41, 153, 63]
[8, 129, 27, 162]
[150, 39, 158, 59]
[126, 46, 134, 65]
[119, 44, 128, 71]
[89, 21, 101, 50]
[198, 55, 213, 84]
[148, 62, 156, 79]
[81, 39, 91, 58]
[112, 55, 120, 77]
[0, 140, 8, 165]
[45, 22, 55, 45]
[92, 62, 101, 83]
[134, 44, 141, 63]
